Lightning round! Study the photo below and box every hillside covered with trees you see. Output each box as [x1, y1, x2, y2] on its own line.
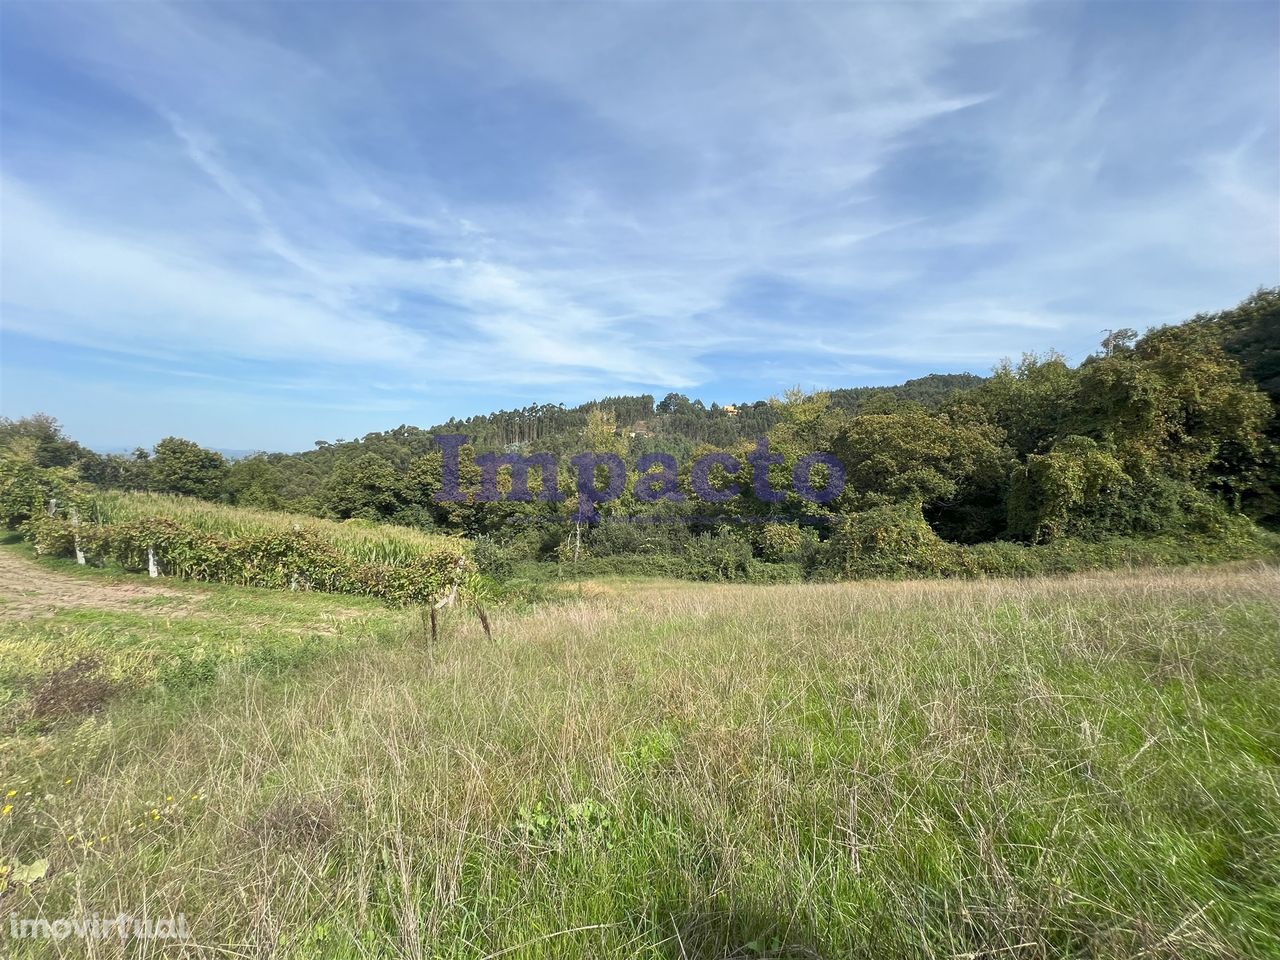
[4, 289, 1277, 584]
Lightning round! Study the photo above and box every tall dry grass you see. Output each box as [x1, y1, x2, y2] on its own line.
[2, 563, 1278, 958]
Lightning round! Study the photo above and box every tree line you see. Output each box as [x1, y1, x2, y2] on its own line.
[3, 288, 1276, 582]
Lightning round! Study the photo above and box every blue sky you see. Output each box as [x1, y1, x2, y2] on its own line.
[1, 1, 1276, 452]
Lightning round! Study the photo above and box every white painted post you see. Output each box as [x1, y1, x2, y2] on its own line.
[148, 546, 159, 578]
[70, 507, 86, 565]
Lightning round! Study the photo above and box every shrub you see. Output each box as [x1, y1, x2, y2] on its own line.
[0, 459, 88, 530]
[470, 535, 516, 579]
[744, 559, 804, 583]
[757, 522, 810, 563]
[822, 502, 955, 579]
[1007, 436, 1130, 542]
[684, 530, 754, 581]
[584, 518, 695, 558]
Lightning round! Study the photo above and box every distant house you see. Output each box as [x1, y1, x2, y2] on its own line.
[722, 404, 739, 417]
[627, 420, 652, 439]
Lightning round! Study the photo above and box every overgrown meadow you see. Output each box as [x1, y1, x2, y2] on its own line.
[0, 289, 1277, 957]
[1, 542, 1277, 959]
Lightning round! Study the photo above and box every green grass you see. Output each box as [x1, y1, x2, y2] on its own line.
[0, 539, 414, 734]
[1, 547, 1277, 959]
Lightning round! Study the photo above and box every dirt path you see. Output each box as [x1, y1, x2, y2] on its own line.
[0, 546, 201, 620]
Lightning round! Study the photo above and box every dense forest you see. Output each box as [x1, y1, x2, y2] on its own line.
[4, 288, 1277, 583]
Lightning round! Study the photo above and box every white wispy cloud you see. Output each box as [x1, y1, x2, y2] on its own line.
[1, 0, 1276, 447]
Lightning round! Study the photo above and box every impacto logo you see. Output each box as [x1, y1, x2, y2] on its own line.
[431, 435, 845, 521]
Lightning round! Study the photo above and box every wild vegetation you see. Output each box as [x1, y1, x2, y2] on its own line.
[0, 292, 1276, 956]
[3, 289, 1276, 588]
[0, 543, 1276, 958]
[0, 471, 474, 609]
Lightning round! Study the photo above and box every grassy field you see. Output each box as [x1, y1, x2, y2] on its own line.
[0, 542, 1277, 959]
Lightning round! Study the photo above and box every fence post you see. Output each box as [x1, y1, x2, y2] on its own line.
[70, 507, 86, 565]
[148, 546, 159, 578]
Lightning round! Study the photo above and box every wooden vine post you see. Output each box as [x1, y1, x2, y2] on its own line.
[426, 555, 491, 644]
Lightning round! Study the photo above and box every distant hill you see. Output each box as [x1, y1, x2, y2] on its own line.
[283, 372, 989, 468]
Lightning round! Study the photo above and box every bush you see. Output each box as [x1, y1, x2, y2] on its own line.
[556, 553, 694, 579]
[1007, 436, 1130, 542]
[470, 532, 546, 580]
[744, 559, 804, 583]
[0, 459, 87, 530]
[556, 550, 800, 584]
[683, 530, 754, 581]
[822, 502, 955, 579]
[757, 522, 812, 563]
[584, 518, 695, 557]
[946, 525, 1278, 578]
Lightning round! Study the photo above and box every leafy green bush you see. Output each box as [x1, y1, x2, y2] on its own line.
[821, 502, 955, 578]
[469, 535, 517, 579]
[949, 523, 1277, 578]
[0, 458, 88, 531]
[555, 545, 799, 584]
[683, 530, 754, 581]
[556, 553, 695, 579]
[584, 517, 696, 557]
[756, 522, 812, 562]
[817, 500, 1278, 581]
[744, 559, 804, 583]
[1008, 436, 1130, 542]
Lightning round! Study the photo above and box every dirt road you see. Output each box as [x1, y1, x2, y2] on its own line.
[0, 546, 200, 620]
